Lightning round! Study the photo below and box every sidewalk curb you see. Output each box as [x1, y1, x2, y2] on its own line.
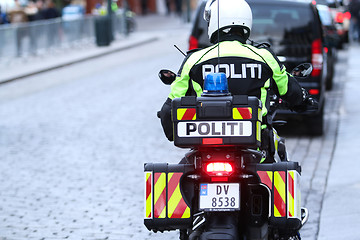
[0, 34, 158, 84]
[317, 45, 360, 240]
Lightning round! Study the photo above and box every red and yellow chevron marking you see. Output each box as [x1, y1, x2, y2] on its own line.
[145, 171, 152, 219]
[258, 170, 287, 217]
[258, 170, 300, 219]
[177, 108, 196, 120]
[154, 172, 166, 218]
[288, 171, 295, 217]
[274, 171, 286, 217]
[257, 171, 273, 190]
[233, 107, 252, 119]
[167, 172, 190, 219]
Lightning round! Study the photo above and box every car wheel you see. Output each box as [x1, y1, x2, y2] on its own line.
[325, 63, 334, 91]
[337, 40, 344, 50]
[306, 104, 324, 136]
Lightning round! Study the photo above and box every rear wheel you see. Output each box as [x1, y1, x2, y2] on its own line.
[197, 214, 239, 240]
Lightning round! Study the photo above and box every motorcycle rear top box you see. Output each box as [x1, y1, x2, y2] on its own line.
[172, 95, 262, 148]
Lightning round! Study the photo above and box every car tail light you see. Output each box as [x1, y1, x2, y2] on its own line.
[189, 35, 199, 50]
[311, 38, 323, 77]
[335, 12, 344, 23]
[344, 11, 351, 20]
[205, 162, 234, 176]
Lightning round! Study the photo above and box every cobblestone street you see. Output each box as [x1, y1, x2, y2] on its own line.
[282, 49, 346, 240]
[0, 17, 351, 239]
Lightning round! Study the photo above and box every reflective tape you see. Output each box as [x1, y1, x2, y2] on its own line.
[258, 170, 300, 219]
[145, 171, 152, 219]
[177, 108, 196, 120]
[233, 107, 252, 119]
[154, 172, 166, 218]
[257, 171, 273, 190]
[288, 171, 295, 217]
[274, 171, 286, 217]
[288, 170, 301, 219]
[258, 108, 262, 121]
[167, 172, 190, 219]
[257, 121, 261, 142]
[147, 172, 191, 219]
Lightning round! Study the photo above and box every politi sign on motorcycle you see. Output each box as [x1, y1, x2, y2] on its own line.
[177, 121, 253, 137]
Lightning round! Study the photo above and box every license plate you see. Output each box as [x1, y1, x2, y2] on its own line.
[199, 183, 240, 211]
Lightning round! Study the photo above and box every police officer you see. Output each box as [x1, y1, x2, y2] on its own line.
[160, 0, 317, 143]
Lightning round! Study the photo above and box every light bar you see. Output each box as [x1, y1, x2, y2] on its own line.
[203, 73, 229, 95]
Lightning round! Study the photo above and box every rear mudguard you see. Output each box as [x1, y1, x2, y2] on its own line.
[196, 183, 270, 240]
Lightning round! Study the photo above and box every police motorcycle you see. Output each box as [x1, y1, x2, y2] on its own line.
[144, 64, 313, 240]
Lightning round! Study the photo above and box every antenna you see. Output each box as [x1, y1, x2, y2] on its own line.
[217, 0, 220, 66]
[174, 45, 186, 57]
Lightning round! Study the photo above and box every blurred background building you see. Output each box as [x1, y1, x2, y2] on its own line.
[0, 0, 198, 16]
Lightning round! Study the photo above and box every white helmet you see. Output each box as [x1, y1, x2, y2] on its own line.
[204, 0, 253, 43]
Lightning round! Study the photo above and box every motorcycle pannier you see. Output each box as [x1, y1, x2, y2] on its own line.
[254, 161, 302, 232]
[144, 163, 195, 232]
[172, 95, 262, 148]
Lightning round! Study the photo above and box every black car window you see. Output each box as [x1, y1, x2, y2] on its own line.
[250, 3, 313, 41]
[317, 5, 333, 26]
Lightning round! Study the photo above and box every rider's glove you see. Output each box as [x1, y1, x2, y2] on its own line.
[291, 88, 319, 113]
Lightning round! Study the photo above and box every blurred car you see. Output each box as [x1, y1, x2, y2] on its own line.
[316, 0, 350, 47]
[188, 0, 327, 135]
[317, 4, 340, 90]
[188, 0, 210, 50]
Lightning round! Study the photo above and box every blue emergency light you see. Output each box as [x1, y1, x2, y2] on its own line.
[203, 73, 229, 95]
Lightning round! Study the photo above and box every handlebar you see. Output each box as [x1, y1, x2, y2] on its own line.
[269, 94, 319, 115]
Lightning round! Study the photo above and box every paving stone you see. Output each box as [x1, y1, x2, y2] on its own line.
[0, 23, 351, 240]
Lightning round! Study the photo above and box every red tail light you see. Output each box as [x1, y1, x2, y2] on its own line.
[309, 89, 319, 95]
[189, 35, 199, 50]
[311, 38, 323, 77]
[205, 162, 234, 176]
[335, 12, 344, 23]
[202, 138, 223, 145]
[344, 12, 351, 20]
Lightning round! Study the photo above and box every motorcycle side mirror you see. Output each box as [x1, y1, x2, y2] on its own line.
[291, 63, 313, 79]
[159, 69, 176, 85]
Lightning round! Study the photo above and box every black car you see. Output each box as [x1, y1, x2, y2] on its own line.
[316, 0, 350, 46]
[317, 3, 340, 90]
[189, 0, 327, 135]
